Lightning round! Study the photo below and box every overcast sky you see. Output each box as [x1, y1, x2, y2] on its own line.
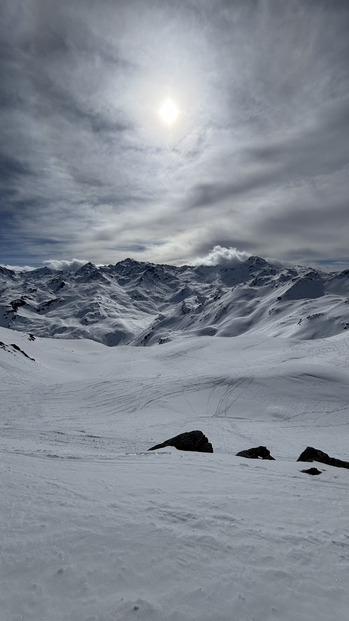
[1, 0, 349, 270]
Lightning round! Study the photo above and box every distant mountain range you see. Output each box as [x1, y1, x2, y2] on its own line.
[1, 256, 348, 345]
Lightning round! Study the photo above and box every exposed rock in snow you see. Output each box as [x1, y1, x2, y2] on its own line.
[301, 467, 322, 475]
[297, 446, 349, 469]
[236, 446, 275, 460]
[148, 430, 214, 453]
[0, 339, 35, 360]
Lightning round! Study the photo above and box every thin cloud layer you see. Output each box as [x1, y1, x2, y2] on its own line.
[43, 258, 89, 272]
[0, 0, 349, 268]
[0, 264, 37, 272]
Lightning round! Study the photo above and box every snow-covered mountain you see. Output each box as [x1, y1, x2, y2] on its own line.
[1, 256, 349, 619]
[1, 256, 349, 345]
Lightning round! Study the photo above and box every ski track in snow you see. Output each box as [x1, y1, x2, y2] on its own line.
[1, 326, 349, 620]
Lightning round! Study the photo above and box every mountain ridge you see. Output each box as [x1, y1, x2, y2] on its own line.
[1, 256, 348, 345]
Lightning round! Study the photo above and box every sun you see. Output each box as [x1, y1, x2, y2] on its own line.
[159, 98, 179, 125]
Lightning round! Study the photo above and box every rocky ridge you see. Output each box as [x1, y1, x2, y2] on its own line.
[0, 256, 348, 346]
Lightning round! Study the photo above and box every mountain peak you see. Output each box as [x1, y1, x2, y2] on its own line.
[76, 261, 96, 271]
[245, 256, 271, 267]
[0, 256, 348, 345]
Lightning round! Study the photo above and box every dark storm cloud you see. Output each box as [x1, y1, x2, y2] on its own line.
[0, 0, 349, 267]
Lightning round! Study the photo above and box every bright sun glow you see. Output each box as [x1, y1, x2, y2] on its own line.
[159, 99, 179, 125]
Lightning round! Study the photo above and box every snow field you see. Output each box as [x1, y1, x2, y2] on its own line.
[1, 326, 349, 620]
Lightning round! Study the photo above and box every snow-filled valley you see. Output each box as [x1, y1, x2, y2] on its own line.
[1, 321, 349, 621]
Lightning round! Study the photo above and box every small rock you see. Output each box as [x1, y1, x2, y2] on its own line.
[236, 446, 275, 460]
[301, 467, 322, 476]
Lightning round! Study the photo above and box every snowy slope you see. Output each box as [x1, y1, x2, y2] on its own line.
[1, 257, 349, 345]
[1, 325, 349, 621]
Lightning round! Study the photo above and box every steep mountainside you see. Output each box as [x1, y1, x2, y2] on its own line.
[0, 256, 348, 345]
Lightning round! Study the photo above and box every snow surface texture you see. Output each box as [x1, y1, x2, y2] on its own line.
[1, 325, 349, 621]
[1, 256, 349, 346]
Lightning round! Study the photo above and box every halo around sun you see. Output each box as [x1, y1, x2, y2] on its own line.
[159, 99, 179, 125]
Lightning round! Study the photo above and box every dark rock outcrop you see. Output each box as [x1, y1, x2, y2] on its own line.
[10, 343, 35, 361]
[297, 446, 349, 469]
[148, 430, 213, 453]
[236, 446, 275, 460]
[0, 341, 35, 361]
[301, 467, 322, 476]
